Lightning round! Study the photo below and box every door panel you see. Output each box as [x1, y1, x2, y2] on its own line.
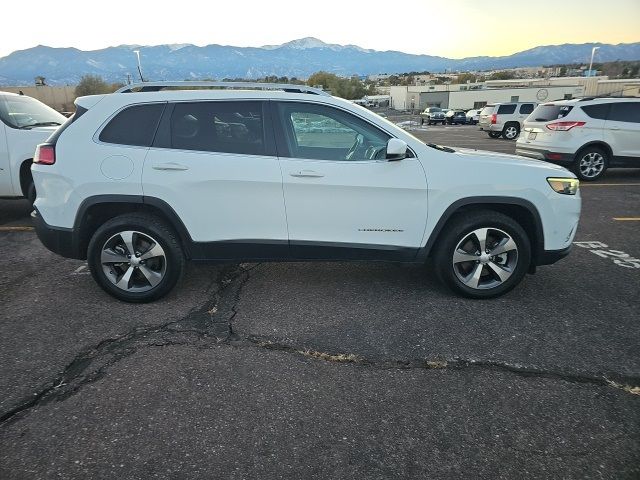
[604, 102, 640, 160]
[273, 101, 428, 260]
[143, 101, 287, 249]
[0, 123, 12, 195]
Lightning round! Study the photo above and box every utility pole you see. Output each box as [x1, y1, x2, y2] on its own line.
[133, 50, 144, 82]
[588, 46, 599, 77]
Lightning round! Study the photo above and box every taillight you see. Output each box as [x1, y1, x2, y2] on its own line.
[490, 113, 497, 124]
[546, 121, 586, 131]
[34, 144, 56, 165]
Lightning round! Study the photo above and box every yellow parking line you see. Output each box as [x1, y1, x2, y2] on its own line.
[581, 183, 640, 187]
[0, 226, 34, 232]
[613, 217, 640, 221]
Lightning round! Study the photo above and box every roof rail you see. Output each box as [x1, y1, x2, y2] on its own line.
[115, 81, 331, 96]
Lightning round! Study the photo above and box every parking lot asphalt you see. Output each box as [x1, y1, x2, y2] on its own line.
[1, 126, 639, 479]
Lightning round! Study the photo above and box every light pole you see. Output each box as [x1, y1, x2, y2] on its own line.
[588, 46, 599, 77]
[133, 50, 144, 82]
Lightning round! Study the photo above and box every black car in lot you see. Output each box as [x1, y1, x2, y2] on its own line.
[445, 110, 467, 125]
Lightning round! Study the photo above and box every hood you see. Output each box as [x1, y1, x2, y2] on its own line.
[455, 148, 573, 174]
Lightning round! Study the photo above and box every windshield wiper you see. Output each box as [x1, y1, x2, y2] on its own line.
[18, 121, 62, 129]
[426, 143, 455, 153]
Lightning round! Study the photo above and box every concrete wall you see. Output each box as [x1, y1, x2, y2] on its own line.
[1, 86, 76, 112]
[447, 85, 585, 110]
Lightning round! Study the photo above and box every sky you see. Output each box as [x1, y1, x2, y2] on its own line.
[1, 0, 638, 59]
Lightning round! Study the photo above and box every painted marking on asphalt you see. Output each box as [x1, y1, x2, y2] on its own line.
[613, 217, 640, 221]
[0, 226, 34, 232]
[574, 241, 640, 269]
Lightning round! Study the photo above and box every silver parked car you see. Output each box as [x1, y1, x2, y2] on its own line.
[420, 107, 446, 125]
[478, 102, 537, 139]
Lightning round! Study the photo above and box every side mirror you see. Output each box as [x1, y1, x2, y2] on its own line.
[386, 138, 408, 161]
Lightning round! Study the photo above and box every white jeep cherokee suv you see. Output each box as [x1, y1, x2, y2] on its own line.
[516, 97, 640, 181]
[32, 82, 581, 302]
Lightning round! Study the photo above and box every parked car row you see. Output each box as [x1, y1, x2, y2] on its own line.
[419, 107, 483, 126]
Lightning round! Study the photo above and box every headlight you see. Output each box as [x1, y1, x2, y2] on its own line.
[547, 177, 579, 195]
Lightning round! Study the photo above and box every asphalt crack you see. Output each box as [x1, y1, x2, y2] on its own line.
[1, 261, 639, 427]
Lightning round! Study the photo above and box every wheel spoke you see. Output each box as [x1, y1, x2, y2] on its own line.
[140, 243, 164, 261]
[115, 266, 135, 290]
[119, 231, 136, 256]
[101, 248, 127, 264]
[453, 249, 478, 264]
[486, 261, 511, 282]
[463, 263, 484, 289]
[138, 265, 162, 287]
[489, 237, 517, 256]
[472, 228, 488, 253]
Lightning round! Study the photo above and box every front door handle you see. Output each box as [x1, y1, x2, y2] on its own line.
[152, 162, 189, 171]
[290, 170, 324, 178]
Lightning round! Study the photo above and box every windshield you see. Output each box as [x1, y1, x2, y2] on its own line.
[528, 104, 574, 122]
[0, 95, 65, 129]
[427, 107, 442, 112]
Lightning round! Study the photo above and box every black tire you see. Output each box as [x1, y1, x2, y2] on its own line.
[26, 180, 36, 207]
[87, 213, 185, 303]
[433, 210, 531, 299]
[502, 123, 520, 140]
[488, 132, 501, 139]
[420, 118, 424, 126]
[573, 146, 608, 182]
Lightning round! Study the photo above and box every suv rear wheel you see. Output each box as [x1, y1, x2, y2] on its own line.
[433, 211, 531, 299]
[502, 123, 520, 140]
[574, 146, 608, 181]
[87, 213, 185, 302]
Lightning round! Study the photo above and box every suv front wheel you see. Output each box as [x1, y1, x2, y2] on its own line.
[433, 211, 531, 299]
[87, 213, 185, 302]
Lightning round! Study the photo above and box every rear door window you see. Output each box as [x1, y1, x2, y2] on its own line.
[497, 104, 517, 115]
[169, 101, 267, 155]
[99, 103, 165, 146]
[529, 104, 574, 122]
[608, 102, 640, 123]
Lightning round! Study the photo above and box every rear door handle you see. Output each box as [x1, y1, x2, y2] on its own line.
[290, 170, 324, 178]
[152, 162, 189, 171]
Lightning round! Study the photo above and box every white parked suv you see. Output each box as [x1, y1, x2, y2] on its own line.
[32, 82, 581, 302]
[516, 97, 640, 181]
[0, 92, 65, 203]
[478, 102, 537, 140]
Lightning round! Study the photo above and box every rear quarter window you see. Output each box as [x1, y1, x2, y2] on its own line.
[581, 103, 610, 120]
[99, 103, 165, 146]
[519, 104, 534, 115]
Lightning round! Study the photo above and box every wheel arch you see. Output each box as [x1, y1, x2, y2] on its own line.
[418, 197, 544, 267]
[575, 141, 613, 160]
[73, 195, 193, 260]
[19, 159, 33, 197]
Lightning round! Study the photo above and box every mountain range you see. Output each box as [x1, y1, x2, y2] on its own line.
[0, 37, 639, 86]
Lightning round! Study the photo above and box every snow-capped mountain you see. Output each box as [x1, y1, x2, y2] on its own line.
[0, 38, 638, 85]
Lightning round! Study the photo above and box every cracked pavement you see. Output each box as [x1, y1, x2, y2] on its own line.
[1, 130, 639, 479]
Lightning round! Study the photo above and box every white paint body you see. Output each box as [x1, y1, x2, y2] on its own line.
[33, 89, 581, 253]
[0, 92, 60, 197]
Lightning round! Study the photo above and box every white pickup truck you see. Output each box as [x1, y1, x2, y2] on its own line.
[0, 92, 65, 204]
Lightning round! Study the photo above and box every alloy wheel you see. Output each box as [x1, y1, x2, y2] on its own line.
[579, 152, 605, 179]
[100, 230, 166, 292]
[452, 227, 519, 290]
[504, 126, 518, 139]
